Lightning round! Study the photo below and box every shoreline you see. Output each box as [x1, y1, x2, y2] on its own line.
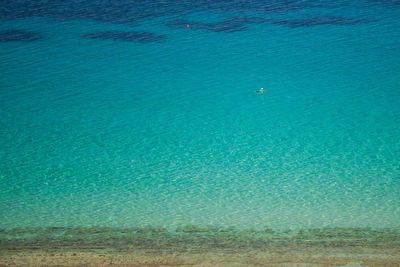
[1, 226, 400, 266]
[1, 246, 399, 266]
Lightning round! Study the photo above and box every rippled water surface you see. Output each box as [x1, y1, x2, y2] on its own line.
[1, 0, 399, 233]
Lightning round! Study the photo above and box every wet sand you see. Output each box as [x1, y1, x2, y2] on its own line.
[1, 247, 400, 266]
[1, 227, 399, 266]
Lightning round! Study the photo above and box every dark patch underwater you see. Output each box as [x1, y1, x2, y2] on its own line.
[364, 0, 400, 5]
[0, 30, 42, 42]
[0, 0, 379, 25]
[270, 16, 377, 27]
[0, 0, 380, 40]
[0, 0, 320, 23]
[83, 31, 165, 43]
[166, 16, 376, 33]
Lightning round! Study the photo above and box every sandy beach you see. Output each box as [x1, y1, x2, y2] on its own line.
[1, 246, 400, 266]
[1, 226, 399, 267]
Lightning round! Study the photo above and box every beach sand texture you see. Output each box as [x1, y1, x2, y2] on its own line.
[1, 227, 399, 266]
[1, 248, 400, 266]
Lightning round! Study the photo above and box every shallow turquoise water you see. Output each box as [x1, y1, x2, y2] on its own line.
[0, 0, 399, 231]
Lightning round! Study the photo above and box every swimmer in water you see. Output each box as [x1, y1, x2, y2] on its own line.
[256, 88, 264, 94]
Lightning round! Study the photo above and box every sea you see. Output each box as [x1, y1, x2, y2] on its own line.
[0, 0, 399, 251]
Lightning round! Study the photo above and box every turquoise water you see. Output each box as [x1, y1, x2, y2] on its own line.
[1, 0, 400, 232]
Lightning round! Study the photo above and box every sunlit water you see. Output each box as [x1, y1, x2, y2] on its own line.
[1, 1, 399, 236]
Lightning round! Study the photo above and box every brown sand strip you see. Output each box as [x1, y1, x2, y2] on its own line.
[1, 248, 399, 267]
[1, 227, 399, 266]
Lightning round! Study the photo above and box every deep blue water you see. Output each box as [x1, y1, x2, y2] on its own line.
[0, 0, 399, 231]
